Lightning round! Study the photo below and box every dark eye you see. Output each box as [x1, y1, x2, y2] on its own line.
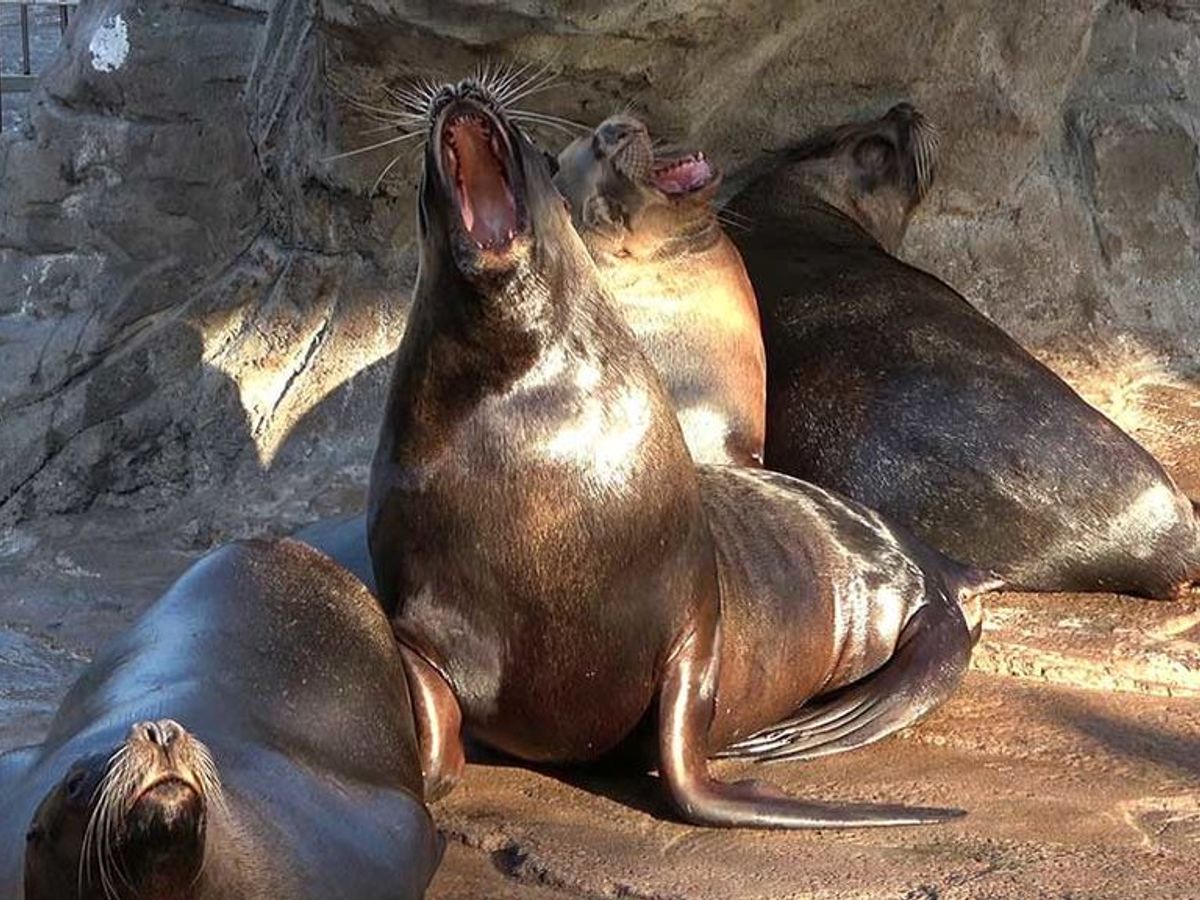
[591, 134, 605, 159]
[26, 826, 41, 844]
[543, 151, 560, 177]
[66, 771, 87, 800]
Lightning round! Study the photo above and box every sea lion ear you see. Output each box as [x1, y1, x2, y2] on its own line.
[850, 136, 898, 196]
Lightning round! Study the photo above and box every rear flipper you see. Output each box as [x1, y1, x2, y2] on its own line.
[714, 592, 972, 764]
[659, 622, 964, 828]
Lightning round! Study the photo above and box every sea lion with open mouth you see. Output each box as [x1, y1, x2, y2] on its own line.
[555, 114, 765, 466]
[0, 539, 441, 899]
[367, 76, 981, 829]
[728, 103, 1200, 598]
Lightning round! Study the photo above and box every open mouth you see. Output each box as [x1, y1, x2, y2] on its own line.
[650, 152, 715, 197]
[439, 106, 523, 251]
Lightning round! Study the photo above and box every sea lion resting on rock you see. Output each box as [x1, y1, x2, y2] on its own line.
[0, 539, 441, 900]
[364, 76, 996, 829]
[554, 113, 765, 466]
[728, 103, 1200, 598]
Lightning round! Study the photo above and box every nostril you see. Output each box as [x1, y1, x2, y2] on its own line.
[160, 719, 181, 745]
[144, 722, 162, 745]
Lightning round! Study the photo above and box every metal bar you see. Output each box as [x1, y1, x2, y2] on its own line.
[20, 3, 31, 76]
[60, 3, 68, 34]
[1, 74, 38, 92]
[0, 1, 80, 5]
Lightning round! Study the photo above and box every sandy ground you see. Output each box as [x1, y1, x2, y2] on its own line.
[1, 365, 1198, 897]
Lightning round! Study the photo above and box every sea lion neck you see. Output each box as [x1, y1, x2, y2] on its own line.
[731, 166, 893, 252]
[587, 198, 723, 264]
[185, 804, 283, 899]
[728, 103, 940, 254]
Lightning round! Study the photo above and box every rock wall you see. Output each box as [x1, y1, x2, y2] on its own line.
[1, 0, 1197, 529]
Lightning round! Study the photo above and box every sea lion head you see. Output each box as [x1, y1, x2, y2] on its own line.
[751, 103, 939, 253]
[24, 719, 222, 900]
[417, 77, 585, 293]
[554, 113, 722, 260]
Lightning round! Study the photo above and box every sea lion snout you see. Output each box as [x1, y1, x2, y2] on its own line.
[118, 720, 212, 834]
[131, 717, 184, 750]
[23, 722, 219, 899]
[125, 719, 201, 782]
[597, 116, 653, 180]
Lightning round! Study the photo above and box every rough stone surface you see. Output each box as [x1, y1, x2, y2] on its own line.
[1, 0, 1198, 525]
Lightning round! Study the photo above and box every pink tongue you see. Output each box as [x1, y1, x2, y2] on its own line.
[655, 158, 712, 194]
[447, 118, 517, 248]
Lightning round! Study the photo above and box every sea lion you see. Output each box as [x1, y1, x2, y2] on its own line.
[0, 539, 441, 899]
[366, 75, 974, 828]
[728, 102, 1200, 598]
[300, 481, 995, 771]
[295, 512, 378, 594]
[554, 114, 765, 466]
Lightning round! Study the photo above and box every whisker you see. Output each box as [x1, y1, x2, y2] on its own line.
[339, 95, 412, 120]
[716, 212, 751, 232]
[508, 111, 589, 135]
[501, 74, 562, 108]
[383, 84, 434, 116]
[508, 116, 579, 137]
[491, 59, 545, 100]
[323, 130, 425, 163]
[490, 60, 537, 104]
[716, 205, 753, 224]
[489, 60, 527, 99]
[494, 61, 556, 108]
[81, 746, 127, 897]
[327, 82, 410, 118]
[358, 120, 422, 136]
[371, 151, 411, 196]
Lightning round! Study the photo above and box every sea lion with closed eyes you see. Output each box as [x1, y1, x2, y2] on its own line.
[728, 102, 1200, 598]
[0, 539, 441, 899]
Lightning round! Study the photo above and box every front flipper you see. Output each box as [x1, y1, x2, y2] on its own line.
[714, 595, 972, 764]
[659, 625, 964, 829]
[398, 644, 466, 803]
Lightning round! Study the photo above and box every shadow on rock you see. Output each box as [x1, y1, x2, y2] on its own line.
[1059, 698, 1200, 783]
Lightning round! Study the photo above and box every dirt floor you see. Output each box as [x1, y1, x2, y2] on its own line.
[1, 364, 1198, 898]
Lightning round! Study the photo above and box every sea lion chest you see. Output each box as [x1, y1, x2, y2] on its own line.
[595, 237, 765, 465]
[375, 326, 713, 763]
